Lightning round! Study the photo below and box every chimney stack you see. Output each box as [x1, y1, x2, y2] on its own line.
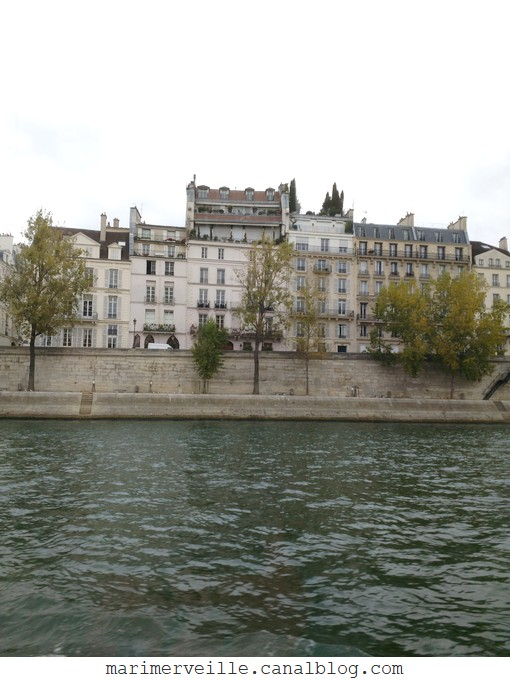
[397, 212, 414, 227]
[499, 236, 508, 252]
[113, 218, 120, 229]
[100, 213, 107, 242]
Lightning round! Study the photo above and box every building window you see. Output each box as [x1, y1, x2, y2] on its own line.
[452, 232, 461, 243]
[359, 302, 368, 319]
[455, 248, 464, 261]
[404, 244, 413, 257]
[318, 299, 326, 314]
[318, 277, 326, 292]
[83, 329, 93, 348]
[359, 261, 368, 275]
[359, 281, 369, 295]
[337, 261, 348, 273]
[141, 228, 151, 239]
[375, 280, 383, 294]
[146, 260, 156, 275]
[338, 299, 347, 315]
[419, 245, 428, 258]
[296, 241, 308, 251]
[215, 290, 226, 308]
[297, 258, 306, 271]
[146, 285, 156, 303]
[437, 246, 445, 260]
[197, 187, 209, 199]
[217, 269, 225, 285]
[201, 247, 208, 259]
[420, 264, 429, 278]
[435, 231, 443, 242]
[375, 261, 384, 275]
[493, 274, 500, 287]
[199, 268, 208, 284]
[316, 259, 329, 272]
[493, 293, 500, 303]
[82, 295, 93, 318]
[246, 189, 254, 201]
[360, 324, 369, 337]
[338, 324, 348, 339]
[165, 261, 174, 276]
[198, 313, 208, 327]
[358, 242, 367, 255]
[296, 275, 305, 290]
[296, 322, 304, 337]
[145, 309, 156, 324]
[374, 242, 382, 256]
[164, 310, 174, 326]
[496, 258, 501, 267]
[108, 269, 119, 288]
[108, 295, 118, 318]
[338, 279, 347, 294]
[219, 188, 229, 200]
[198, 289, 208, 306]
[216, 315, 225, 329]
[167, 245, 175, 258]
[296, 297, 305, 313]
[141, 243, 150, 256]
[406, 263, 414, 277]
[266, 189, 274, 201]
[164, 285, 174, 304]
[218, 248, 224, 260]
[389, 243, 397, 257]
[62, 328, 72, 347]
[107, 325, 118, 348]
[321, 238, 330, 253]
[390, 262, 398, 275]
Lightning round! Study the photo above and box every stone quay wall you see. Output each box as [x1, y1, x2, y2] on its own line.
[1, 347, 510, 401]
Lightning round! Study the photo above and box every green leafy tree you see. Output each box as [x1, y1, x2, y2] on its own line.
[369, 280, 431, 376]
[0, 210, 90, 391]
[191, 319, 229, 393]
[370, 272, 509, 396]
[428, 271, 508, 396]
[235, 236, 294, 394]
[289, 178, 301, 214]
[319, 191, 331, 216]
[294, 273, 327, 395]
[319, 183, 344, 216]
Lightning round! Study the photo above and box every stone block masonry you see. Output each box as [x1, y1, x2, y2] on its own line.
[0, 347, 510, 401]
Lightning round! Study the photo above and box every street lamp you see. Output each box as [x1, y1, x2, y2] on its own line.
[132, 318, 137, 348]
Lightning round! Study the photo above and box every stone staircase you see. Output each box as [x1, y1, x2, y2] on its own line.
[79, 391, 94, 416]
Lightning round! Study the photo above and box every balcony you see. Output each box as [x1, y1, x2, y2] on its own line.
[79, 312, 98, 320]
[197, 301, 210, 308]
[214, 302, 228, 309]
[143, 323, 175, 333]
[313, 263, 332, 274]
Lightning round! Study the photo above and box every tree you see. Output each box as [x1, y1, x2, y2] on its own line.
[368, 280, 431, 376]
[428, 271, 508, 396]
[369, 272, 509, 396]
[319, 192, 331, 216]
[294, 273, 327, 395]
[235, 236, 294, 394]
[0, 210, 90, 390]
[319, 183, 344, 216]
[191, 319, 229, 394]
[289, 178, 301, 214]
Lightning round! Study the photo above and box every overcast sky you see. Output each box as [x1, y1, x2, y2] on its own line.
[1, 0, 509, 244]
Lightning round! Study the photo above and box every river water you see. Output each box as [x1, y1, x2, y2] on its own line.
[0, 419, 508, 657]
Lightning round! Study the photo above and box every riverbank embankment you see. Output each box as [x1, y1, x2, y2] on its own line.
[1, 392, 510, 422]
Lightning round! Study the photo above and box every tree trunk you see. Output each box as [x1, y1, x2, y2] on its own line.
[28, 327, 36, 391]
[450, 374, 455, 399]
[305, 353, 309, 396]
[253, 337, 260, 395]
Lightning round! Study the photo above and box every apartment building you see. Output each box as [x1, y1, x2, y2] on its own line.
[471, 236, 510, 352]
[287, 213, 356, 353]
[0, 234, 16, 346]
[184, 179, 290, 351]
[38, 217, 131, 348]
[352, 213, 470, 352]
[129, 206, 187, 349]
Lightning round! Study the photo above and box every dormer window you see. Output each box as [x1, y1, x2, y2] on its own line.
[266, 188, 275, 201]
[219, 187, 229, 200]
[245, 188, 254, 201]
[197, 186, 209, 199]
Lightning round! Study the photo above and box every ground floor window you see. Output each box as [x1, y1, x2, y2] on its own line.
[107, 325, 118, 348]
[337, 345, 347, 353]
[62, 328, 72, 347]
[83, 329, 93, 348]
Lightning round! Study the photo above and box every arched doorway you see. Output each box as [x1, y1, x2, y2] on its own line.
[144, 334, 154, 348]
[224, 340, 234, 350]
[167, 335, 179, 349]
[133, 334, 140, 348]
